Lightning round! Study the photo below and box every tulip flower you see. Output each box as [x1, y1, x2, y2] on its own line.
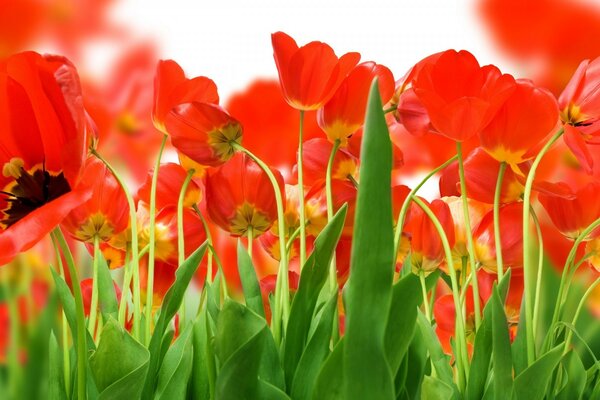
[304, 180, 357, 237]
[205, 153, 284, 237]
[0, 52, 93, 265]
[558, 57, 600, 173]
[434, 287, 480, 355]
[480, 79, 559, 167]
[539, 181, 600, 240]
[62, 159, 129, 243]
[271, 31, 360, 111]
[302, 138, 358, 188]
[152, 59, 219, 133]
[473, 202, 524, 273]
[137, 163, 202, 211]
[412, 49, 516, 142]
[318, 62, 394, 145]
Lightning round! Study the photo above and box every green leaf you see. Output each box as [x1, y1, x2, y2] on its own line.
[312, 339, 345, 400]
[283, 205, 347, 387]
[49, 332, 66, 400]
[50, 268, 77, 336]
[190, 307, 211, 400]
[421, 375, 455, 400]
[556, 351, 586, 400]
[466, 269, 512, 400]
[401, 327, 428, 400]
[291, 294, 338, 400]
[154, 325, 194, 400]
[142, 242, 207, 398]
[417, 311, 457, 393]
[89, 318, 150, 400]
[385, 271, 438, 375]
[237, 240, 266, 318]
[512, 345, 563, 400]
[491, 286, 513, 398]
[343, 80, 395, 399]
[96, 251, 119, 322]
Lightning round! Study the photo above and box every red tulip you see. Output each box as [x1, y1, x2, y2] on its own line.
[62, 159, 129, 243]
[0, 52, 92, 265]
[480, 79, 559, 166]
[152, 59, 219, 133]
[137, 163, 202, 211]
[205, 153, 284, 237]
[412, 49, 516, 142]
[302, 138, 358, 188]
[434, 287, 480, 355]
[317, 62, 394, 145]
[271, 31, 360, 111]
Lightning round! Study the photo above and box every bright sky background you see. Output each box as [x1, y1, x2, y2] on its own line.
[106, 0, 516, 99]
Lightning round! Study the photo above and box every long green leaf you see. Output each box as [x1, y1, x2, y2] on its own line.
[556, 351, 586, 400]
[421, 375, 455, 400]
[49, 332, 66, 400]
[312, 339, 345, 400]
[417, 311, 456, 392]
[142, 242, 207, 398]
[190, 307, 211, 400]
[96, 251, 119, 322]
[512, 345, 563, 400]
[154, 325, 194, 400]
[343, 80, 395, 399]
[283, 205, 347, 387]
[491, 286, 513, 398]
[237, 241, 266, 318]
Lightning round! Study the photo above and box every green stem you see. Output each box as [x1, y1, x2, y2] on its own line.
[285, 226, 301, 253]
[522, 128, 564, 365]
[297, 110, 307, 269]
[194, 206, 214, 285]
[393, 155, 458, 261]
[326, 139, 341, 293]
[383, 106, 397, 114]
[247, 226, 254, 261]
[178, 169, 196, 267]
[347, 174, 359, 189]
[563, 275, 600, 355]
[494, 162, 507, 282]
[456, 142, 481, 329]
[232, 142, 289, 343]
[419, 269, 432, 321]
[53, 227, 87, 400]
[531, 207, 545, 336]
[51, 234, 71, 397]
[145, 133, 169, 345]
[91, 148, 142, 339]
[413, 197, 469, 390]
[88, 235, 100, 335]
[118, 248, 131, 327]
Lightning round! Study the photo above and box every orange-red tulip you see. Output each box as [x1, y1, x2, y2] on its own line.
[152, 59, 219, 133]
[0, 52, 92, 265]
[205, 153, 284, 237]
[412, 49, 516, 142]
[434, 287, 480, 355]
[271, 31, 360, 111]
[317, 62, 394, 145]
[302, 138, 358, 188]
[137, 163, 202, 211]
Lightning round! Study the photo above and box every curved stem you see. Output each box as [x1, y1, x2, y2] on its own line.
[419, 269, 432, 322]
[456, 142, 481, 329]
[145, 133, 168, 344]
[326, 139, 341, 293]
[522, 128, 564, 365]
[232, 142, 289, 343]
[91, 148, 142, 339]
[194, 206, 215, 285]
[88, 235, 101, 335]
[285, 226, 301, 253]
[531, 207, 545, 336]
[563, 275, 600, 355]
[178, 168, 196, 267]
[53, 227, 86, 400]
[393, 155, 457, 261]
[494, 162, 507, 282]
[413, 197, 469, 390]
[297, 110, 307, 269]
[118, 248, 131, 326]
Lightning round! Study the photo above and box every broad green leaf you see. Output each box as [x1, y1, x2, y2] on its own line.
[385, 271, 439, 375]
[512, 345, 563, 400]
[96, 251, 119, 322]
[491, 286, 514, 399]
[466, 269, 512, 400]
[142, 242, 207, 398]
[49, 332, 66, 400]
[237, 240, 266, 318]
[400, 327, 427, 400]
[284, 205, 347, 387]
[421, 375, 455, 400]
[291, 294, 338, 400]
[556, 351, 586, 400]
[343, 80, 395, 400]
[312, 339, 345, 400]
[190, 307, 211, 400]
[50, 268, 76, 336]
[89, 318, 150, 400]
[215, 300, 285, 398]
[511, 296, 528, 376]
[154, 325, 194, 400]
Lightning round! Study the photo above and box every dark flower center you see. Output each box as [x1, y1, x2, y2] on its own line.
[1, 166, 71, 228]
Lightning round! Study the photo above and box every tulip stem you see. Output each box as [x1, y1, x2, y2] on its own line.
[232, 142, 289, 343]
[456, 142, 481, 330]
[51, 235, 71, 396]
[145, 133, 169, 345]
[88, 235, 101, 336]
[522, 128, 564, 365]
[494, 162, 507, 282]
[91, 148, 142, 339]
[247, 226, 253, 261]
[52, 227, 87, 400]
[178, 169, 196, 268]
[393, 155, 458, 264]
[297, 110, 307, 270]
[419, 269, 432, 322]
[194, 205, 214, 285]
[413, 197, 469, 390]
[531, 207, 545, 337]
[118, 248, 131, 326]
[326, 139, 341, 293]
[286, 226, 301, 252]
